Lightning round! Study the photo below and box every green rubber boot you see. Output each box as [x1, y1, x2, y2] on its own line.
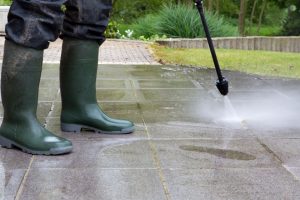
[60, 37, 135, 134]
[0, 40, 73, 155]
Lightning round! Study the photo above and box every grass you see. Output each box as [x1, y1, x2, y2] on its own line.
[151, 44, 300, 78]
[246, 26, 282, 36]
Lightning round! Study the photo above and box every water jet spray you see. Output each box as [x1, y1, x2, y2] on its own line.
[195, 0, 229, 96]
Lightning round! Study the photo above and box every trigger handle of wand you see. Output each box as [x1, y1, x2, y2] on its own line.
[194, 0, 224, 82]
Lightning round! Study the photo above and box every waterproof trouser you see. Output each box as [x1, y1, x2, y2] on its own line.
[5, 0, 112, 50]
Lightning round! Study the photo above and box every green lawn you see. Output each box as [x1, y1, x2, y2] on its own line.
[152, 44, 300, 78]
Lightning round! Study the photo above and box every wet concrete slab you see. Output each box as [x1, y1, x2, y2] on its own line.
[139, 100, 239, 127]
[153, 139, 280, 169]
[0, 148, 32, 170]
[259, 138, 300, 167]
[287, 167, 300, 180]
[138, 89, 209, 102]
[38, 88, 59, 101]
[164, 168, 300, 200]
[146, 123, 252, 139]
[97, 65, 193, 80]
[2, 169, 26, 200]
[31, 140, 155, 169]
[137, 79, 198, 89]
[19, 168, 166, 200]
[1, 64, 300, 199]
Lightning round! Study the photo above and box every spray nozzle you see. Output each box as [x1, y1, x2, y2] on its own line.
[216, 78, 229, 96]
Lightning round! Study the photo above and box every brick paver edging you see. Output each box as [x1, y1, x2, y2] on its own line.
[0, 37, 159, 65]
[156, 36, 300, 53]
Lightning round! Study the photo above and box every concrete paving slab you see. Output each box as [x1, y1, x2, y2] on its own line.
[153, 139, 280, 169]
[40, 68, 59, 78]
[1, 63, 300, 199]
[31, 140, 155, 169]
[251, 129, 300, 139]
[260, 138, 300, 167]
[263, 78, 300, 97]
[0, 148, 32, 170]
[141, 107, 216, 124]
[226, 76, 273, 91]
[2, 169, 26, 200]
[164, 168, 300, 200]
[146, 123, 252, 139]
[95, 79, 130, 89]
[287, 167, 300, 180]
[139, 100, 243, 129]
[138, 89, 209, 102]
[95, 89, 137, 102]
[38, 88, 59, 101]
[97, 65, 191, 80]
[19, 168, 166, 200]
[39, 79, 59, 88]
[137, 79, 197, 89]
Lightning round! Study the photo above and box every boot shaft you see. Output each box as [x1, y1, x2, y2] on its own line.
[60, 37, 100, 109]
[1, 40, 43, 121]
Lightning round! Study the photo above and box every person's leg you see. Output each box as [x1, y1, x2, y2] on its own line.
[0, 0, 73, 155]
[59, 0, 134, 134]
[6, 0, 67, 49]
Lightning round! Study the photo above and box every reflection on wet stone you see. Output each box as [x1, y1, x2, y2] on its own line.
[180, 145, 256, 161]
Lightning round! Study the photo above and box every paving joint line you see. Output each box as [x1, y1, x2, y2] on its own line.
[256, 138, 299, 180]
[130, 79, 171, 200]
[43, 89, 60, 128]
[15, 156, 35, 200]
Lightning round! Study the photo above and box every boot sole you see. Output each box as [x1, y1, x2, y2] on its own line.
[0, 135, 73, 156]
[61, 123, 135, 134]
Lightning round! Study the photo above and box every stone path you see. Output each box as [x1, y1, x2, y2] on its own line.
[0, 37, 300, 200]
[0, 37, 159, 65]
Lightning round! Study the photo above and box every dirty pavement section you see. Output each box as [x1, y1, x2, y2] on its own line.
[0, 63, 299, 200]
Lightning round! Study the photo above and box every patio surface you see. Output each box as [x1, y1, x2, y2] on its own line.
[0, 39, 300, 200]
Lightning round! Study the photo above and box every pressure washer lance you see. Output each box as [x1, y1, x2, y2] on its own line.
[195, 0, 229, 96]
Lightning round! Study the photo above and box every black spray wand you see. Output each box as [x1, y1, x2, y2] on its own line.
[195, 0, 229, 96]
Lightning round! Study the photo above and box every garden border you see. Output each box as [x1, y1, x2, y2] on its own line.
[156, 37, 300, 53]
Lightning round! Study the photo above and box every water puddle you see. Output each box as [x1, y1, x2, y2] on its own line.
[180, 145, 256, 161]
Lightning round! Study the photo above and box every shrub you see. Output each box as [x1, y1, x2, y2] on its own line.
[282, 3, 300, 36]
[111, 0, 170, 23]
[131, 3, 238, 39]
[104, 21, 121, 39]
[159, 4, 238, 38]
[131, 14, 160, 38]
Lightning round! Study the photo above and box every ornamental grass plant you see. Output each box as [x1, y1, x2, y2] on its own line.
[132, 3, 238, 39]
